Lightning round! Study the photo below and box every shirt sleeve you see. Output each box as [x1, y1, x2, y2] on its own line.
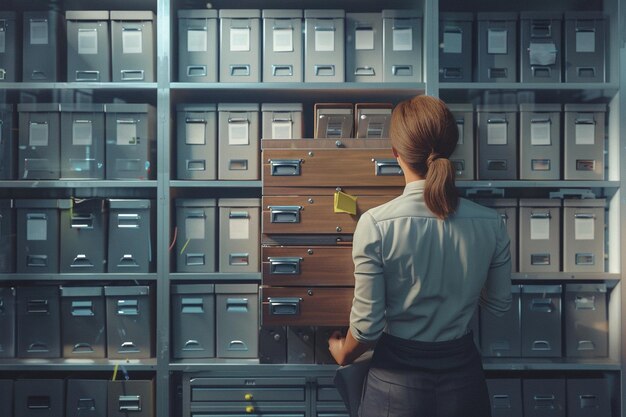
[349, 211, 386, 344]
[479, 217, 513, 316]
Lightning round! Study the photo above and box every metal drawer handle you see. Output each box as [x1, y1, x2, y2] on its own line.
[72, 343, 95, 353]
[119, 395, 142, 412]
[530, 299, 553, 312]
[183, 340, 203, 351]
[76, 70, 100, 81]
[270, 159, 302, 176]
[71, 300, 94, 316]
[374, 159, 403, 176]
[268, 297, 302, 316]
[269, 257, 302, 275]
[269, 206, 302, 223]
[71, 254, 94, 268]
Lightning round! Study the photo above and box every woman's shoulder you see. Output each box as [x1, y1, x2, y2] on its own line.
[455, 198, 501, 221]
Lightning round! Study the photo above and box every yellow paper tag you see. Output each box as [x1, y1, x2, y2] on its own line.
[334, 191, 357, 215]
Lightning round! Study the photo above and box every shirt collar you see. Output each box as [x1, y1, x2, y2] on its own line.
[402, 180, 426, 196]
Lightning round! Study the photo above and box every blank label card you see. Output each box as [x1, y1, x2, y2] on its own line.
[72, 121, 93, 146]
[531, 121, 551, 146]
[487, 122, 507, 145]
[530, 217, 550, 240]
[117, 122, 137, 145]
[29, 122, 49, 146]
[355, 28, 374, 50]
[315, 29, 335, 52]
[575, 122, 595, 145]
[122, 29, 143, 54]
[392, 27, 412, 51]
[187, 28, 208, 52]
[487, 29, 507, 54]
[186, 122, 206, 145]
[443, 30, 462, 54]
[273, 28, 293, 52]
[30, 20, 48, 45]
[228, 122, 249, 145]
[229, 217, 249, 240]
[576, 30, 596, 53]
[272, 121, 292, 139]
[575, 217, 595, 240]
[186, 217, 205, 240]
[230, 27, 250, 52]
[78, 28, 98, 55]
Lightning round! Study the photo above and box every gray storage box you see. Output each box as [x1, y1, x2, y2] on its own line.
[107, 199, 153, 273]
[346, 13, 383, 83]
[0, 12, 18, 82]
[22, 11, 62, 81]
[521, 285, 562, 357]
[262, 10, 303, 82]
[66, 379, 107, 417]
[105, 103, 155, 180]
[259, 326, 287, 364]
[14, 379, 64, 417]
[486, 379, 523, 417]
[382, 10, 422, 82]
[563, 199, 605, 272]
[176, 104, 217, 180]
[0, 199, 15, 273]
[16, 286, 61, 358]
[519, 199, 561, 272]
[567, 378, 611, 417]
[355, 104, 392, 139]
[0, 104, 16, 179]
[0, 380, 13, 417]
[0, 287, 15, 357]
[519, 103, 561, 180]
[175, 199, 216, 273]
[564, 103, 606, 180]
[111, 11, 155, 82]
[215, 283, 259, 358]
[60, 199, 106, 273]
[217, 103, 260, 180]
[108, 380, 154, 417]
[178, 10, 218, 83]
[105, 286, 153, 359]
[18, 103, 61, 180]
[477, 13, 518, 82]
[287, 326, 315, 364]
[439, 13, 472, 82]
[219, 10, 261, 83]
[480, 285, 521, 357]
[262, 103, 303, 139]
[218, 198, 260, 273]
[477, 104, 517, 180]
[60, 103, 105, 179]
[305, 10, 345, 82]
[171, 284, 216, 359]
[523, 379, 566, 417]
[16, 199, 61, 273]
[61, 286, 106, 358]
[564, 283, 608, 357]
[66, 11, 111, 82]
[314, 104, 354, 138]
[474, 198, 518, 272]
[448, 103, 474, 180]
[565, 12, 605, 82]
[520, 13, 562, 83]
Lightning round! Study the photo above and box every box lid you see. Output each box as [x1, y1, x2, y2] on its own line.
[262, 103, 303, 112]
[564, 103, 607, 113]
[66, 11, 110, 20]
[61, 286, 104, 297]
[218, 198, 260, 207]
[563, 198, 605, 208]
[176, 198, 217, 208]
[215, 283, 258, 294]
[61, 103, 105, 113]
[447, 103, 474, 113]
[477, 104, 518, 112]
[110, 11, 155, 21]
[104, 286, 150, 296]
[520, 12, 563, 20]
[17, 103, 61, 113]
[304, 9, 345, 19]
[105, 103, 153, 114]
[521, 284, 562, 294]
[477, 12, 518, 21]
[519, 198, 561, 207]
[382, 9, 422, 19]
[565, 283, 607, 293]
[439, 12, 473, 21]
[519, 103, 561, 112]
[219, 9, 261, 19]
[108, 199, 151, 209]
[178, 9, 218, 19]
[564, 11, 605, 20]
[172, 284, 215, 295]
[15, 199, 65, 209]
[218, 103, 260, 112]
[177, 103, 217, 113]
[473, 198, 517, 208]
[262, 10, 303, 19]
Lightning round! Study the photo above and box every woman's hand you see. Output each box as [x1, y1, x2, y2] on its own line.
[328, 330, 347, 365]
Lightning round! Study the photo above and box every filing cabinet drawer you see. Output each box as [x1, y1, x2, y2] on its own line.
[262, 287, 352, 326]
[263, 194, 395, 235]
[262, 139, 403, 188]
[191, 387, 305, 402]
[317, 377, 343, 402]
[263, 246, 353, 286]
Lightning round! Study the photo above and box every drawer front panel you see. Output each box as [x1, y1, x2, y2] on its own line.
[263, 195, 394, 235]
[263, 148, 403, 188]
[262, 287, 353, 326]
[263, 246, 354, 286]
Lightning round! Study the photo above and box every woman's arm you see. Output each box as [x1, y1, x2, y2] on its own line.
[328, 330, 373, 366]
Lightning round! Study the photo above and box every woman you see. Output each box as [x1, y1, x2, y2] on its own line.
[328, 95, 512, 417]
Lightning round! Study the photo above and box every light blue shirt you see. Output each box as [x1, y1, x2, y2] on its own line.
[350, 180, 512, 343]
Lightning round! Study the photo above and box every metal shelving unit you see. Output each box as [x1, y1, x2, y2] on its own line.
[0, 359, 158, 371]
[0, 273, 158, 281]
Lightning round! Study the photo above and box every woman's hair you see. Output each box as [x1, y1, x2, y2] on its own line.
[390, 95, 459, 219]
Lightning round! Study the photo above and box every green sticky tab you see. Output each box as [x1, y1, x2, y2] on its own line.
[334, 191, 357, 215]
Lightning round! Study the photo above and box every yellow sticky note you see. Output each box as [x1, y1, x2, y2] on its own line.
[334, 191, 357, 215]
